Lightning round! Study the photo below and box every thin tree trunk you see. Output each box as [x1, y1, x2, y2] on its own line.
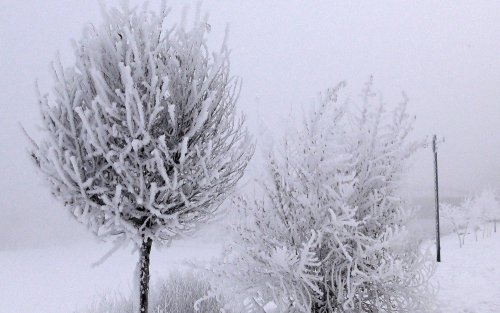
[139, 237, 153, 313]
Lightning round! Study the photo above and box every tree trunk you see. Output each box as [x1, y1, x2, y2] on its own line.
[139, 237, 153, 313]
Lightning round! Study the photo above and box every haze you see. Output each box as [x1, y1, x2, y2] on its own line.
[0, 0, 499, 249]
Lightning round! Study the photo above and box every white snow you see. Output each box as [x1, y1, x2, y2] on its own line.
[0, 236, 220, 313]
[1, 229, 499, 312]
[431, 232, 500, 312]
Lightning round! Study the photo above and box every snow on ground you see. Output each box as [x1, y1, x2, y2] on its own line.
[0, 236, 220, 313]
[0, 229, 499, 313]
[432, 231, 500, 313]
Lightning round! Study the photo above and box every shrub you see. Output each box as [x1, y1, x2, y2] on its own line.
[206, 80, 436, 313]
[79, 271, 222, 313]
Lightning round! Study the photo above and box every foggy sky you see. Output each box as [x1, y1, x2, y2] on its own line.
[1, 0, 499, 249]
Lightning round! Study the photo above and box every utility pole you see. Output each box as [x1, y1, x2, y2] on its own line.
[432, 135, 441, 262]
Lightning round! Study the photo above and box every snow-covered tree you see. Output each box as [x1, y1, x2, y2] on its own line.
[206, 80, 435, 313]
[470, 189, 500, 237]
[442, 190, 500, 246]
[468, 197, 485, 241]
[483, 189, 500, 233]
[27, 3, 252, 313]
[441, 201, 469, 247]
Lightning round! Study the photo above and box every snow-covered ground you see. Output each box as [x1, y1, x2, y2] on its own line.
[0, 237, 220, 313]
[431, 232, 500, 313]
[0, 230, 499, 313]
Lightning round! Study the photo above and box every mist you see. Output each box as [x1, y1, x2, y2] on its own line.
[1, 0, 499, 250]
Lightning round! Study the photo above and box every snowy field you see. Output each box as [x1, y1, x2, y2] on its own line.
[0, 228, 498, 313]
[0, 236, 221, 313]
[431, 232, 500, 313]
[1, 2, 499, 313]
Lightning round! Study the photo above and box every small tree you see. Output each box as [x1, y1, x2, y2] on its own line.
[27, 3, 252, 313]
[468, 195, 487, 241]
[207, 80, 435, 312]
[473, 189, 500, 236]
[487, 190, 500, 232]
[441, 201, 469, 247]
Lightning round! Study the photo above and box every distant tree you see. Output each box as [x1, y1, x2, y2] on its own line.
[470, 189, 499, 237]
[207, 80, 436, 313]
[486, 190, 500, 232]
[469, 197, 485, 241]
[441, 201, 469, 247]
[27, 3, 252, 313]
[443, 189, 500, 246]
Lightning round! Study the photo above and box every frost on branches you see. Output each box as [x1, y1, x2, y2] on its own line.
[27, 3, 252, 313]
[207, 80, 436, 313]
[442, 189, 500, 246]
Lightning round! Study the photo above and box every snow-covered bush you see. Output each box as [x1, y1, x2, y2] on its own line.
[205, 80, 436, 313]
[155, 271, 223, 313]
[27, 3, 252, 312]
[81, 271, 222, 313]
[84, 293, 133, 313]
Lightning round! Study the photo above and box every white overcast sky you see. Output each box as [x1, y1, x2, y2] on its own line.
[0, 0, 499, 249]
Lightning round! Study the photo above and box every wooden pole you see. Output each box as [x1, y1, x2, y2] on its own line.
[433, 135, 441, 262]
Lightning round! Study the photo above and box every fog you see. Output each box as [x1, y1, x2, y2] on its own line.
[1, 0, 499, 249]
